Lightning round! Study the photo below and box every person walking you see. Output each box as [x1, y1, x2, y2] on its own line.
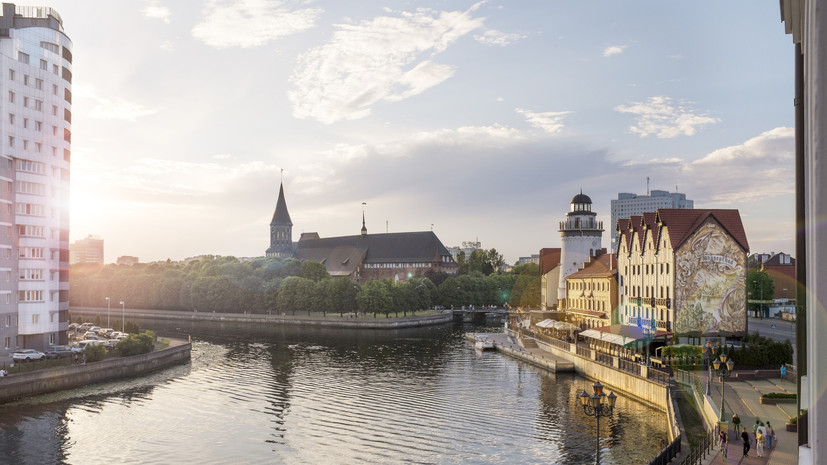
[741, 430, 751, 457]
[719, 430, 728, 458]
[767, 422, 775, 449]
[756, 429, 765, 458]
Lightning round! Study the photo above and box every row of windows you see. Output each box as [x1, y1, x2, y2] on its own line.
[9, 67, 70, 102]
[364, 262, 434, 269]
[570, 299, 608, 312]
[17, 52, 68, 82]
[9, 113, 61, 134]
[2, 225, 68, 241]
[7, 137, 65, 156]
[16, 181, 45, 196]
[626, 263, 670, 276]
[6, 268, 62, 282]
[17, 290, 43, 302]
[568, 280, 609, 292]
[15, 203, 45, 216]
[7, 91, 66, 119]
[624, 285, 671, 299]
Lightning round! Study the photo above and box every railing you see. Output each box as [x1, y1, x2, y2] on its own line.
[648, 367, 671, 384]
[595, 352, 613, 366]
[576, 345, 591, 358]
[619, 358, 642, 376]
[648, 436, 681, 465]
[655, 298, 672, 309]
[677, 429, 717, 465]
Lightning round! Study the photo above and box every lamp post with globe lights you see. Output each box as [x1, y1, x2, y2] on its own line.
[577, 381, 617, 464]
[712, 352, 735, 424]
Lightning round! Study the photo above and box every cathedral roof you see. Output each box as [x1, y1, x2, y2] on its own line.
[271, 183, 292, 225]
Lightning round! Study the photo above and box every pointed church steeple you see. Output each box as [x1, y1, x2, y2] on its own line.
[266, 181, 294, 258]
[361, 202, 367, 237]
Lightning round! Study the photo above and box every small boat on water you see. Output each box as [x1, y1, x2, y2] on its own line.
[474, 334, 495, 351]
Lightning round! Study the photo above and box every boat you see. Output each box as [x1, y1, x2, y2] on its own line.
[474, 334, 495, 351]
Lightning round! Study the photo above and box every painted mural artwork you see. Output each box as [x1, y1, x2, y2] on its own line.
[674, 220, 746, 334]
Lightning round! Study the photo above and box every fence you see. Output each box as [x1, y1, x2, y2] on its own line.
[619, 358, 642, 376]
[677, 429, 717, 465]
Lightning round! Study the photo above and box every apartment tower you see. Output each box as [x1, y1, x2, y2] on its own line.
[0, 4, 71, 351]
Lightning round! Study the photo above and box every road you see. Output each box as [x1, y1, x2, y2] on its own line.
[748, 316, 796, 344]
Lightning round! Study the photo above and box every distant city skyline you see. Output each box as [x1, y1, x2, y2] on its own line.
[22, 0, 793, 265]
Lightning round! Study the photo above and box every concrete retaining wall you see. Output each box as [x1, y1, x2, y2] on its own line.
[71, 307, 453, 329]
[0, 343, 191, 404]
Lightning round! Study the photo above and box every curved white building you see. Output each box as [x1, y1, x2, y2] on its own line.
[557, 192, 603, 300]
[0, 4, 71, 351]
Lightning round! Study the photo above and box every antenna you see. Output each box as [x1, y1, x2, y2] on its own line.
[280, 168, 284, 183]
[431, 223, 433, 232]
[386, 220, 388, 233]
[646, 177, 650, 196]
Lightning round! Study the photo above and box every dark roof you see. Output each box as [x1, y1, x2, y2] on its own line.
[539, 248, 561, 275]
[571, 192, 592, 204]
[271, 183, 292, 225]
[296, 231, 455, 276]
[655, 209, 749, 252]
[568, 251, 617, 279]
[763, 253, 795, 267]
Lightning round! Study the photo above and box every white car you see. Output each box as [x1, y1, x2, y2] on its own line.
[72, 340, 104, 353]
[11, 349, 46, 362]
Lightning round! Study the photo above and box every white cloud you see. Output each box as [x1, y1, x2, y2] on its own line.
[614, 96, 719, 138]
[288, 3, 486, 124]
[81, 89, 158, 122]
[515, 108, 572, 135]
[192, 0, 322, 49]
[602, 45, 626, 57]
[474, 29, 527, 46]
[143, 0, 171, 23]
[160, 40, 174, 52]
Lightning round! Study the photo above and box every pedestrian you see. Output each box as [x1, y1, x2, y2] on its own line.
[767, 422, 775, 449]
[780, 364, 787, 380]
[732, 413, 741, 434]
[81, 354, 86, 365]
[719, 430, 728, 458]
[755, 429, 765, 457]
[741, 430, 751, 457]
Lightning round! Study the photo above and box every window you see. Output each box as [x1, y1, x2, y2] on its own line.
[18, 52, 29, 64]
[7, 136, 13, 148]
[23, 75, 29, 86]
[15, 203, 46, 216]
[35, 121, 42, 131]
[49, 333, 55, 344]
[31, 314, 39, 323]
[20, 269, 43, 280]
[16, 159, 45, 174]
[35, 79, 42, 90]
[41, 59, 48, 71]
[8, 69, 13, 80]
[19, 247, 45, 259]
[52, 125, 57, 136]
[35, 142, 41, 153]
[16, 181, 46, 195]
[19, 291, 44, 303]
[23, 118, 28, 129]
[23, 96, 29, 108]
[52, 105, 58, 116]
[52, 64, 58, 75]
[8, 114, 13, 125]
[53, 84, 58, 96]
[35, 100, 42, 111]
[22, 140, 28, 150]
[8, 91, 14, 103]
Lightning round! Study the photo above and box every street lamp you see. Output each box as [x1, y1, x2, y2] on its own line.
[119, 301, 125, 332]
[577, 381, 617, 464]
[105, 297, 111, 327]
[712, 352, 735, 423]
[701, 341, 713, 395]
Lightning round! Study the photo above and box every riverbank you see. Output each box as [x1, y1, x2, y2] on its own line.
[466, 332, 574, 372]
[70, 306, 454, 329]
[0, 339, 191, 404]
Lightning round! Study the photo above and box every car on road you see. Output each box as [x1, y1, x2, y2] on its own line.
[11, 349, 46, 362]
[45, 345, 74, 359]
[72, 340, 104, 353]
[82, 332, 99, 340]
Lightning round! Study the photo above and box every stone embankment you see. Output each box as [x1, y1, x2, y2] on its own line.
[0, 340, 191, 404]
[71, 307, 454, 329]
[466, 332, 574, 372]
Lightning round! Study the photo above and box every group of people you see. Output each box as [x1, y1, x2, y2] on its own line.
[727, 417, 776, 458]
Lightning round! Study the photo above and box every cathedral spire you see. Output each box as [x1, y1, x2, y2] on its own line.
[361, 202, 367, 237]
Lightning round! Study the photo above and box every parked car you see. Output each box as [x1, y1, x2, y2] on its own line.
[45, 345, 74, 359]
[11, 349, 46, 362]
[80, 323, 95, 331]
[68, 323, 80, 331]
[72, 340, 103, 353]
[89, 326, 102, 335]
[82, 332, 99, 340]
[99, 328, 115, 337]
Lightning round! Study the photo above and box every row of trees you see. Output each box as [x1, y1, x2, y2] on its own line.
[70, 255, 542, 315]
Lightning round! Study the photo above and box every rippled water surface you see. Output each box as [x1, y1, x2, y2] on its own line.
[0, 321, 668, 464]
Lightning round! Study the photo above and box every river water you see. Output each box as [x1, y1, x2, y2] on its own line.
[0, 320, 668, 464]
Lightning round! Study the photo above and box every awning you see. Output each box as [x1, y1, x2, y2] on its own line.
[536, 319, 555, 328]
[581, 324, 672, 347]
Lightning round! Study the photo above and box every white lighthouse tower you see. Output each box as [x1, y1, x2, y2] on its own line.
[557, 191, 604, 300]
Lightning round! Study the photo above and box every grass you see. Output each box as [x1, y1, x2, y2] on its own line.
[675, 383, 708, 450]
[155, 338, 170, 350]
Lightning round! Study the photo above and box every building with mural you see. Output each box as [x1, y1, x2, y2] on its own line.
[616, 209, 749, 337]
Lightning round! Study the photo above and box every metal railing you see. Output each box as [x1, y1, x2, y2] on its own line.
[576, 345, 592, 358]
[596, 352, 613, 366]
[619, 358, 642, 376]
[677, 429, 717, 465]
[648, 367, 671, 385]
[648, 435, 681, 465]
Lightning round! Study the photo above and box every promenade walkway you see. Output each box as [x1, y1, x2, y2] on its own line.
[704, 372, 798, 465]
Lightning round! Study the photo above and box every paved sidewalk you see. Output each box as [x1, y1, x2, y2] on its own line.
[705, 372, 798, 465]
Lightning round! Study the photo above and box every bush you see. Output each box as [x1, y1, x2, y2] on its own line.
[762, 392, 796, 399]
[116, 331, 156, 357]
[83, 343, 108, 362]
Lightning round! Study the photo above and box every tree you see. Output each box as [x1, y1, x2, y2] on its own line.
[83, 343, 108, 362]
[300, 261, 330, 282]
[747, 269, 775, 317]
[116, 332, 156, 357]
[357, 280, 392, 317]
[465, 248, 505, 275]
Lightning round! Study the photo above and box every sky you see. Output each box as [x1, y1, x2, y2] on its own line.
[18, 0, 796, 264]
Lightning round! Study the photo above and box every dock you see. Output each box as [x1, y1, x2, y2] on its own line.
[466, 333, 574, 373]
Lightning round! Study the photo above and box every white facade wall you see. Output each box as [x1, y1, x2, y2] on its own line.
[0, 4, 71, 350]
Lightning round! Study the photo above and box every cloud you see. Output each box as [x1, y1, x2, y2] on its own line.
[614, 96, 719, 138]
[682, 127, 794, 204]
[143, 0, 171, 23]
[85, 95, 158, 122]
[160, 40, 174, 52]
[192, 0, 322, 49]
[602, 45, 626, 57]
[474, 29, 527, 46]
[515, 108, 572, 135]
[288, 3, 485, 123]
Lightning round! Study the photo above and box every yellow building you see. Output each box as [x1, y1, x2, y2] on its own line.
[563, 251, 617, 329]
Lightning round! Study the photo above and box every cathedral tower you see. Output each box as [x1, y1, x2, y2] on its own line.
[266, 182, 294, 258]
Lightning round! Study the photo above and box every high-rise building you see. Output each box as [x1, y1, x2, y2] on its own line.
[0, 4, 71, 351]
[610, 189, 693, 251]
[69, 235, 103, 264]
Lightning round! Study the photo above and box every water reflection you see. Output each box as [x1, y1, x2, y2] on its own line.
[0, 322, 668, 464]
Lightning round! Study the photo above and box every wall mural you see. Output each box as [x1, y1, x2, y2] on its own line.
[674, 220, 746, 334]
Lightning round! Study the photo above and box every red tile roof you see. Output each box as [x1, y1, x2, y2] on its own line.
[539, 248, 561, 275]
[655, 209, 749, 252]
[568, 250, 617, 278]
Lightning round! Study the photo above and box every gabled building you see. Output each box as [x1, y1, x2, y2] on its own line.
[616, 209, 749, 336]
[562, 250, 617, 329]
[539, 247, 561, 310]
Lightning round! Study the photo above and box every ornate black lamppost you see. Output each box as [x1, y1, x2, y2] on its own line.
[712, 352, 735, 422]
[578, 381, 617, 464]
[701, 341, 713, 395]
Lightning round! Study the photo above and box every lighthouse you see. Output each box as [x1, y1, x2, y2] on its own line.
[557, 191, 604, 300]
